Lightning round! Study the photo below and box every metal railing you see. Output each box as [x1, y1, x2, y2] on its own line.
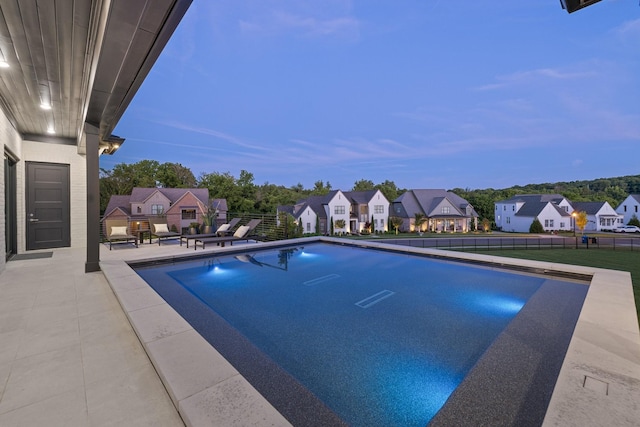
[378, 236, 640, 252]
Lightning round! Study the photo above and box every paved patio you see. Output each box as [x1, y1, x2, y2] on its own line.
[1, 237, 639, 426]
[0, 244, 186, 426]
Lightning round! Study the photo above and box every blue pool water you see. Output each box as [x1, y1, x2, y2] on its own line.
[137, 243, 547, 426]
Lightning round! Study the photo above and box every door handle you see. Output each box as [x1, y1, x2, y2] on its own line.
[29, 218, 39, 222]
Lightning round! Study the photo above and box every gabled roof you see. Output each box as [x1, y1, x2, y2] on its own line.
[343, 190, 379, 204]
[129, 187, 209, 205]
[103, 195, 132, 217]
[393, 189, 475, 218]
[571, 201, 607, 215]
[514, 201, 571, 218]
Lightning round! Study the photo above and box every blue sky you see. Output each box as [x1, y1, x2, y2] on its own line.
[104, 1, 639, 191]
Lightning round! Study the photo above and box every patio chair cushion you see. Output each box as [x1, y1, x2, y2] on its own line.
[154, 223, 169, 233]
[110, 226, 128, 237]
[234, 225, 250, 238]
[217, 224, 230, 233]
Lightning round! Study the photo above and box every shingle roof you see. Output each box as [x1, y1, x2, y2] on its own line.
[103, 195, 132, 217]
[393, 189, 476, 218]
[129, 187, 209, 205]
[571, 201, 606, 215]
[343, 190, 378, 204]
[498, 194, 566, 204]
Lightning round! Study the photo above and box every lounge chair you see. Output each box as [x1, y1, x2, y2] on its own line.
[104, 219, 137, 250]
[179, 218, 242, 248]
[215, 217, 242, 236]
[148, 217, 181, 246]
[194, 219, 261, 250]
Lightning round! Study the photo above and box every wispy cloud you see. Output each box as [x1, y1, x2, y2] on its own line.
[475, 67, 596, 91]
[154, 120, 269, 152]
[612, 18, 640, 41]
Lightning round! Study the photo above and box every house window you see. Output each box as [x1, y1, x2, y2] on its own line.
[395, 206, 401, 213]
[151, 204, 163, 215]
[545, 220, 549, 227]
[506, 217, 510, 224]
[181, 209, 196, 220]
[334, 205, 345, 214]
[550, 219, 554, 227]
[623, 205, 627, 212]
[512, 206, 515, 211]
[442, 206, 450, 214]
[137, 206, 142, 214]
[306, 223, 311, 232]
[374, 205, 384, 214]
[503, 206, 506, 211]
[636, 206, 638, 213]
[560, 222, 565, 228]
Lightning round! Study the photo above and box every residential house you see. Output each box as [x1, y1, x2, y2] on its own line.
[571, 201, 622, 232]
[277, 202, 318, 234]
[343, 190, 389, 233]
[494, 194, 573, 233]
[391, 189, 478, 233]
[278, 189, 390, 235]
[103, 188, 227, 235]
[616, 194, 640, 225]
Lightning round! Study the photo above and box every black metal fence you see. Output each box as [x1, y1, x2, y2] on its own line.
[379, 236, 640, 252]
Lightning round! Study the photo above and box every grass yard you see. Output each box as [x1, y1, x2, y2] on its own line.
[460, 248, 640, 325]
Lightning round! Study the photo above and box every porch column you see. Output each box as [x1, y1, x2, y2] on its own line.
[85, 123, 100, 273]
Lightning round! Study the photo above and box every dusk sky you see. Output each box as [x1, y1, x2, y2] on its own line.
[103, 1, 639, 191]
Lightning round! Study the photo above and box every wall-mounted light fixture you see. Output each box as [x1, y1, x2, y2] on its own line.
[99, 135, 125, 155]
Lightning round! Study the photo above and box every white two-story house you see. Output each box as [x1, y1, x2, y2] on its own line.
[494, 194, 573, 233]
[278, 189, 390, 235]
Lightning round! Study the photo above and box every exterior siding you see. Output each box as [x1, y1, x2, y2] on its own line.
[300, 206, 317, 234]
[165, 192, 206, 232]
[326, 191, 350, 234]
[616, 195, 640, 225]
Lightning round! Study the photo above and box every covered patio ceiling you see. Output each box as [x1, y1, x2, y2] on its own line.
[0, 0, 192, 153]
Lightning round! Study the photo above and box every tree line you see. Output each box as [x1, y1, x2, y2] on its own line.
[100, 160, 640, 223]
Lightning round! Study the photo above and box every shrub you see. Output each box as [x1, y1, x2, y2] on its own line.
[529, 218, 544, 233]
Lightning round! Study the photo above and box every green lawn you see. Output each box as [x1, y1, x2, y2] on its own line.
[459, 248, 640, 324]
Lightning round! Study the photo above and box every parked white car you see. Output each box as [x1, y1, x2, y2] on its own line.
[615, 225, 640, 233]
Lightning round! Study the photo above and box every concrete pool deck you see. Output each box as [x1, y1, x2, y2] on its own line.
[1, 236, 639, 425]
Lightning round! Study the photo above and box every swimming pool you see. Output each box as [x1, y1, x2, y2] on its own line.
[134, 242, 588, 426]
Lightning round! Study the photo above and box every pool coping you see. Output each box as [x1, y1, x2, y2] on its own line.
[99, 236, 640, 426]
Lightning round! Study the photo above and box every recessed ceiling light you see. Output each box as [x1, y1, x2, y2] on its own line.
[47, 126, 55, 134]
[0, 61, 9, 68]
[40, 103, 51, 110]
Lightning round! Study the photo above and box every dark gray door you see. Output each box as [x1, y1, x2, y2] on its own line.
[26, 162, 70, 250]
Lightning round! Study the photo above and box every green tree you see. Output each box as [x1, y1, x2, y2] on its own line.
[529, 218, 544, 233]
[414, 213, 427, 232]
[389, 216, 404, 235]
[375, 180, 400, 202]
[353, 179, 375, 191]
[156, 162, 196, 188]
[311, 180, 332, 195]
[628, 214, 640, 227]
